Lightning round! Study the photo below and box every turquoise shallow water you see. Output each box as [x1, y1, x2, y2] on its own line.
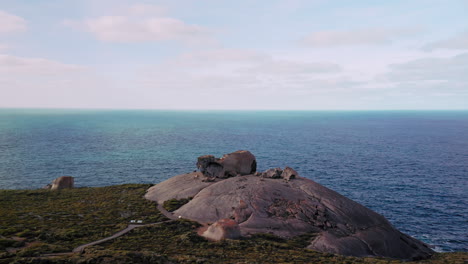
[0, 109, 467, 252]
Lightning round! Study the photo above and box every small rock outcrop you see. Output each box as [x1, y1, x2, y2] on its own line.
[260, 166, 298, 181]
[146, 151, 434, 260]
[281, 166, 298, 181]
[202, 218, 241, 241]
[197, 150, 256, 179]
[46, 176, 74, 190]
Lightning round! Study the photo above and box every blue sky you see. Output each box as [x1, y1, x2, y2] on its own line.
[1, 0, 467, 110]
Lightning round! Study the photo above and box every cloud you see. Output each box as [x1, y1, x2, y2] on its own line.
[332, 7, 386, 19]
[364, 52, 468, 108]
[301, 27, 422, 47]
[167, 49, 270, 68]
[64, 4, 213, 44]
[384, 52, 468, 83]
[0, 44, 9, 51]
[137, 48, 346, 106]
[0, 54, 118, 109]
[166, 49, 341, 74]
[0, 10, 27, 34]
[242, 60, 341, 75]
[85, 16, 209, 43]
[0, 54, 85, 75]
[127, 4, 167, 16]
[423, 30, 468, 51]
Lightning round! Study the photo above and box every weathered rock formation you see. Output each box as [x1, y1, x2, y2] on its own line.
[145, 151, 433, 260]
[45, 176, 74, 190]
[197, 150, 256, 179]
[202, 218, 241, 241]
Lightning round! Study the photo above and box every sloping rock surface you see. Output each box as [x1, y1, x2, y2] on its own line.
[145, 152, 433, 260]
[49, 176, 74, 190]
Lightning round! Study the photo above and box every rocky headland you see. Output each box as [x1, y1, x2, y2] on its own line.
[145, 150, 434, 260]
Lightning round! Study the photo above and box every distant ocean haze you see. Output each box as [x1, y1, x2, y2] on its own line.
[0, 109, 467, 252]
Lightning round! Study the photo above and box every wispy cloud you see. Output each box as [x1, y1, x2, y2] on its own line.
[0, 43, 9, 51]
[64, 4, 213, 44]
[384, 52, 468, 82]
[423, 30, 468, 51]
[0, 54, 85, 74]
[138, 48, 346, 104]
[0, 10, 27, 34]
[301, 27, 422, 47]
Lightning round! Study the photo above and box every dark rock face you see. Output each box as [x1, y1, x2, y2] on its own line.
[146, 151, 434, 260]
[196, 155, 216, 174]
[196, 150, 256, 179]
[47, 176, 74, 190]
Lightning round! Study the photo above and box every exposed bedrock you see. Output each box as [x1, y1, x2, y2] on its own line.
[145, 151, 433, 260]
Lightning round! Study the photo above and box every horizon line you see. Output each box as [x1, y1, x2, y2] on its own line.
[1, 107, 468, 112]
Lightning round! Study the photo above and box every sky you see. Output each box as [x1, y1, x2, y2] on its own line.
[0, 0, 467, 110]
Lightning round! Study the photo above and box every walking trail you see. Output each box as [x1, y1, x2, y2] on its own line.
[41, 204, 178, 257]
[73, 205, 177, 253]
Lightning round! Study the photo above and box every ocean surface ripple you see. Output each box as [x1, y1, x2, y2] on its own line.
[0, 109, 467, 252]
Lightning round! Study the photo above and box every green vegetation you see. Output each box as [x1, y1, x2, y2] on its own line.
[1, 184, 466, 264]
[0, 184, 166, 261]
[163, 197, 192, 212]
[0, 239, 24, 250]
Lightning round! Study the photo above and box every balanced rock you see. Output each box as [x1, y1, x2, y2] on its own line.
[49, 176, 74, 190]
[146, 151, 433, 260]
[196, 150, 256, 178]
[202, 218, 241, 241]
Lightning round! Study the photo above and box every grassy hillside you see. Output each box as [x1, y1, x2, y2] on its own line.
[0, 184, 466, 264]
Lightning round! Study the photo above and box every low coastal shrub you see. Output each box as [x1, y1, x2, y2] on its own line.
[162, 197, 192, 212]
[0, 184, 166, 252]
[0, 239, 24, 250]
[1, 185, 467, 263]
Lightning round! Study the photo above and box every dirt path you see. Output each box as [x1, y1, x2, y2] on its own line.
[71, 206, 177, 253]
[72, 224, 139, 253]
[33, 203, 179, 257]
[72, 219, 175, 253]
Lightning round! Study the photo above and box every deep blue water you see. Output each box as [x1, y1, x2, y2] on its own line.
[0, 109, 467, 252]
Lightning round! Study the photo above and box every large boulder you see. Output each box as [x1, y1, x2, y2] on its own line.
[219, 150, 256, 177]
[145, 151, 434, 260]
[201, 218, 241, 241]
[196, 150, 256, 178]
[49, 176, 74, 190]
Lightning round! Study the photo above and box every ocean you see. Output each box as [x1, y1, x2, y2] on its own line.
[0, 109, 467, 252]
